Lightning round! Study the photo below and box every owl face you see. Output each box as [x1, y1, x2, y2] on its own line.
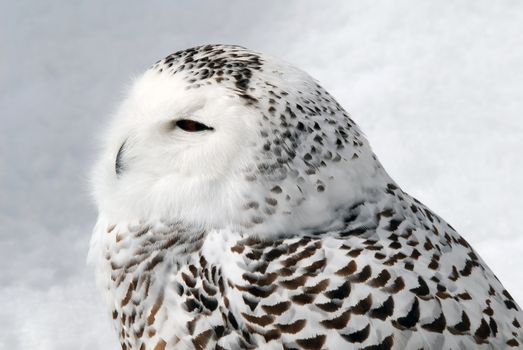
[93, 45, 388, 236]
[93, 70, 261, 228]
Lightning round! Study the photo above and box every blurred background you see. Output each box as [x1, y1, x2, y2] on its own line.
[1, 1, 522, 349]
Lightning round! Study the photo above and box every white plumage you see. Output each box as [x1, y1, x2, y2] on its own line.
[89, 45, 523, 349]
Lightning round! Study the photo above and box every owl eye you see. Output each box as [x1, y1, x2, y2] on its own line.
[175, 119, 214, 132]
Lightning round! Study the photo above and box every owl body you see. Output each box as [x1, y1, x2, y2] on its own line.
[90, 45, 523, 349]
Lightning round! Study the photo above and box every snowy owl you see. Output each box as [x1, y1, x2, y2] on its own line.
[89, 45, 522, 350]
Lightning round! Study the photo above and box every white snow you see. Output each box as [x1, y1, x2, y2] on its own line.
[1, 1, 522, 349]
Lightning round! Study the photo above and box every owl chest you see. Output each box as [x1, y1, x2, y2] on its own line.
[106, 246, 227, 350]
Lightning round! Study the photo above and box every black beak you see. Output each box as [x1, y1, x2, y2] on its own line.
[115, 140, 127, 177]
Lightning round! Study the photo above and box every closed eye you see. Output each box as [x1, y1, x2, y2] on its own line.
[175, 119, 214, 132]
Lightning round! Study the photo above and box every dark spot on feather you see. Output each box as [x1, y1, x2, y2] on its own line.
[387, 183, 398, 191]
[280, 275, 308, 290]
[231, 244, 245, 254]
[369, 269, 391, 288]
[202, 280, 217, 296]
[276, 319, 307, 334]
[242, 295, 259, 312]
[335, 260, 357, 276]
[422, 312, 446, 332]
[324, 281, 350, 300]
[246, 249, 263, 260]
[384, 277, 405, 293]
[483, 305, 494, 316]
[474, 318, 490, 340]
[271, 185, 283, 193]
[303, 258, 327, 274]
[457, 292, 472, 300]
[242, 272, 277, 286]
[340, 227, 367, 237]
[489, 317, 498, 337]
[187, 318, 197, 335]
[192, 329, 212, 350]
[292, 293, 316, 305]
[121, 282, 133, 306]
[236, 284, 276, 298]
[341, 324, 370, 343]
[276, 267, 294, 277]
[228, 311, 238, 329]
[424, 238, 434, 251]
[261, 301, 291, 316]
[213, 325, 225, 339]
[351, 294, 373, 314]
[264, 248, 285, 262]
[241, 312, 274, 327]
[315, 301, 341, 312]
[410, 249, 421, 260]
[448, 311, 471, 334]
[505, 299, 518, 310]
[218, 277, 225, 295]
[348, 248, 363, 257]
[281, 245, 317, 267]
[507, 339, 520, 347]
[387, 219, 402, 231]
[351, 265, 372, 283]
[200, 294, 218, 311]
[360, 335, 393, 350]
[503, 289, 515, 300]
[449, 266, 459, 281]
[296, 334, 326, 350]
[265, 197, 278, 206]
[188, 264, 198, 277]
[460, 260, 474, 276]
[181, 272, 196, 288]
[145, 255, 164, 271]
[185, 298, 202, 312]
[320, 309, 351, 329]
[388, 241, 402, 249]
[304, 279, 330, 294]
[428, 258, 439, 270]
[394, 298, 419, 329]
[409, 276, 430, 296]
[369, 296, 394, 320]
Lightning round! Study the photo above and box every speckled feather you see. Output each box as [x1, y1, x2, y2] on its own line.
[90, 45, 523, 350]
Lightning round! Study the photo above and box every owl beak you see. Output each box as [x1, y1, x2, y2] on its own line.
[115, 140, 127, 177]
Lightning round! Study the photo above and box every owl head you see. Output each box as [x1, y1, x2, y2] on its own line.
[92, 45, 390, 237]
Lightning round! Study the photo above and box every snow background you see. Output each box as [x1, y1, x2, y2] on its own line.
[1, 1, 522, 349]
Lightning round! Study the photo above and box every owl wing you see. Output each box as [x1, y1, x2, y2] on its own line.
[205, 206, 523, 349]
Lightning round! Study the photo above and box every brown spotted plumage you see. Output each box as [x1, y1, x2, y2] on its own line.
[90, 45, 523, 349]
